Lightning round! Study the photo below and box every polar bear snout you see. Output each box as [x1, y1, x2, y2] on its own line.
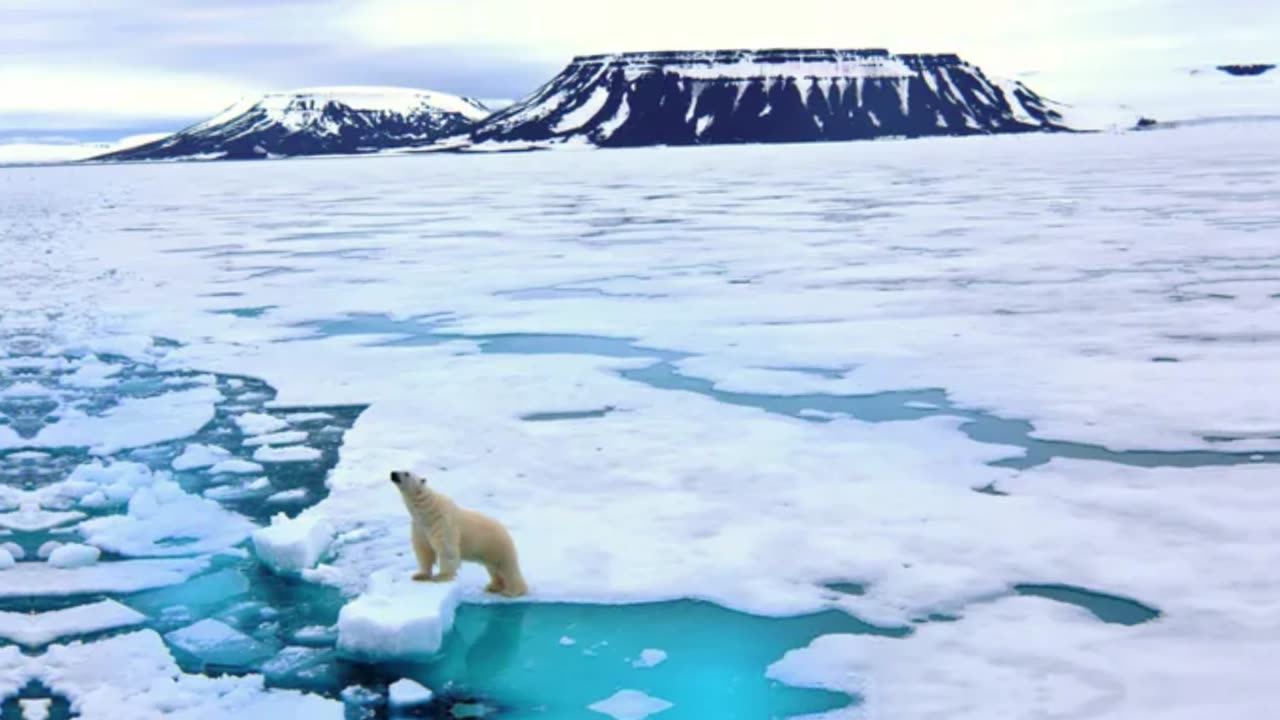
[390, 470, 425, 488]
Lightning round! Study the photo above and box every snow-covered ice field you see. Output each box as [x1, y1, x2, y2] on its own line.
[1, 123, 1278, 719]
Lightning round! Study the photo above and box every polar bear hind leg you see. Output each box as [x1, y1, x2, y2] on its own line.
[484, 565, 506, 594]
[494, 559, 527, 598]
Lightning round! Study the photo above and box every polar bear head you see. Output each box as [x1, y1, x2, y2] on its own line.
[390, 469, 430, 508]
[390, 470, 426, 489]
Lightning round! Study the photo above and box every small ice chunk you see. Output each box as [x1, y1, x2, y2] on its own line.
[588, 690, 674, 720]
[209, 458, 264, 474]
[164, 618, 274, 668]
[242, 431, 308, 447]
[796, 408, 843, 421]
[632, 648, 668, 668]
[0, 542, 22, 561]
[261, 646, 334, 684]
[235, 412, 288, 436]
[253, 445, 322, 463]
[291, 625, 337, 646]
[0, 546, 13, 570]
[252, 512, 334, 574]
[172, 443, 232, 470]
[19, 699, 51, 720]
[340, 685, 382, 708]
[0, 599, 146, 647]
[266, 488, 309, 504]
[0, 506, 85, 532]
[47, 543, 101, 568]
[286, 412, 332, 424]
[560, 636, 577, 646]
[337, 570, 461, 661]
[61, 460, 157, 507]
[388, 678, 434, 709]
[78, 491, 111, 509]
[38, 541, 63, 559]
[203, 477, 272, 501]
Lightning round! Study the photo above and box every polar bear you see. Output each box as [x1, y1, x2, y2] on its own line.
[390, 470, 528, 598]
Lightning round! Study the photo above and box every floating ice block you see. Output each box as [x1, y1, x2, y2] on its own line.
[164, 618, 274, 668]
[252, 512, 334, 574]
[336, 570, 461, 661]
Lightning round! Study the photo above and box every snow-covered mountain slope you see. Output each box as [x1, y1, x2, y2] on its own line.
[1020, 63, 1280, 131]
[92, 87, 489, 162]
[470, 49, 1068, 147]
[0, 133, 171, 166]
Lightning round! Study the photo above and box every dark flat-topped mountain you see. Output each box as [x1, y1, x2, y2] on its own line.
[470, 49, 1068, 147]
[92, 87, 490, 161]
[1216, 64, 1275, 77]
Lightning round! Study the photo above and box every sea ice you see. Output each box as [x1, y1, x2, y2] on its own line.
[19, 699, 51, 720]
[0, 506, 85, 532]
[266, 488, 308, 504]
[165, 619, 274, 668]
[0, 542, 22, 560]
[336, 570, 462, 660]
[387, 678, 434, 709]
[209, 458, 265, 475]
[202, 476, 272, 501]
[285, 412, 332, 424]
[252, 512, 334, 574]
[38, 630, 342, 719]
[290, 625, 337, 646]
[19, 386, 221, 455]
[57, 460, 158, 508]
[242, 430, 308, 447]
[0, 546, 13, 570]
[588, 690, 674, 720]
[0, 557, 209, 597]
[47, 543, 101, 568]
[172, 443, 232, 470]
[235, 412, 289, 436]
[78, 479, 253, 556]
[632, 648, 667, 668]
[37, 541, 62, 559]
[253, 445, 321, 463]
[0, 600, 145, 647]
[260, 646, 335, 685]
[12, 123, 1280, 720]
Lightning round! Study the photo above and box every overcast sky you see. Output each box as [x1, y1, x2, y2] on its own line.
[1, 0, 1274, 142]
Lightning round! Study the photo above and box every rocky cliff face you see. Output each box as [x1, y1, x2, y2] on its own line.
[470, 49, 1067, 147]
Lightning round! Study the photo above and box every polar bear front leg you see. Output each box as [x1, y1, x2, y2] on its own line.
[429, 524, 462, 582]
[411, 521, 436, 581]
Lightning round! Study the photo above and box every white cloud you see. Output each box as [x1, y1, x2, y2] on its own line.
[0, 64, 265, 129]
[335, 0, 1276, 75]
[2, 0, 1277, 133]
